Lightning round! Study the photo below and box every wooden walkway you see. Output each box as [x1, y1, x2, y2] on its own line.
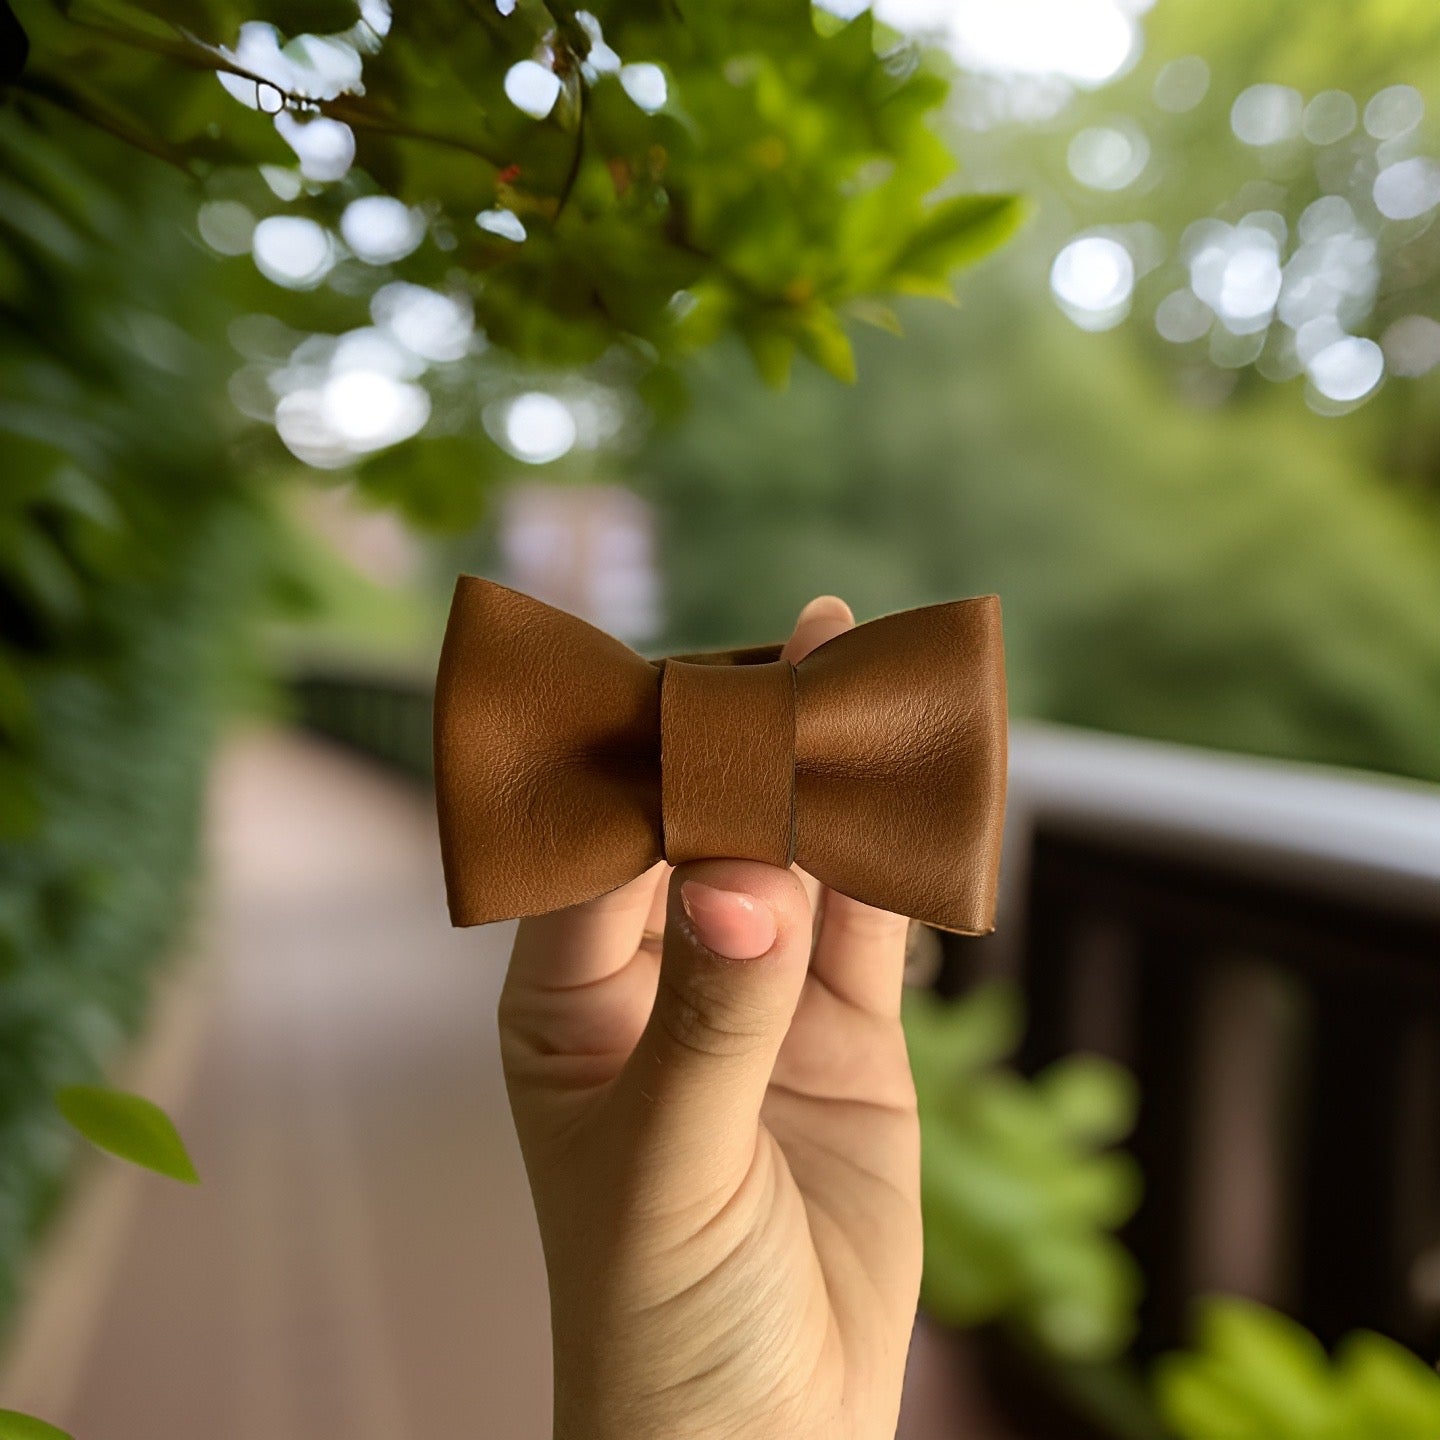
[1, 730, 1008, 1440]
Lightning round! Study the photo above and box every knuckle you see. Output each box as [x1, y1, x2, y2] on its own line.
[654, 967, 767, 1060]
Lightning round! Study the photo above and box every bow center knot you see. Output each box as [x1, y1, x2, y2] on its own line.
[659, 658, 797, 867]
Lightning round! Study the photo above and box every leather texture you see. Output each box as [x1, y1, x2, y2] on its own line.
[433, 576, 1008, 934]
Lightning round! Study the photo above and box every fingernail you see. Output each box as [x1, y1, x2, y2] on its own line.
[680, 881, 777, 960]
[798, 594, 851, 625]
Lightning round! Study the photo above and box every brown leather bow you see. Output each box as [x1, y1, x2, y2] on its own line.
[433, 577, 1008, 934]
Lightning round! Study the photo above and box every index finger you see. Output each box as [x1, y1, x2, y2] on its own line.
[783, 595, 912, 1015]
[508, 861, 669, 992]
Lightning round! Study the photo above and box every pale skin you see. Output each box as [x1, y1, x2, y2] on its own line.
[498, 595, 923, 1440]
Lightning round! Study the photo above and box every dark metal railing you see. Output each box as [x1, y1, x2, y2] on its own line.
[960, 725, 1440, 1362]
[291, 672, 434, 780]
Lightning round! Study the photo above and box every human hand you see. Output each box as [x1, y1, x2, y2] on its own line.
[498, 595, 923, 1440]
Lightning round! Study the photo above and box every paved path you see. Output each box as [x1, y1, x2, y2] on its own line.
[1, 730, 1009, 1439]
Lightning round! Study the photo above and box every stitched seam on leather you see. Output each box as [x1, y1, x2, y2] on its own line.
[784, 659, 797, 868]
[657, 657, 673, 864]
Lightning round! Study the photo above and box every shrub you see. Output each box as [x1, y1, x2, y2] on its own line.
[0, 107, 273, 1324]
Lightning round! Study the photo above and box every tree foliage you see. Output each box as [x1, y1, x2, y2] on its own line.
[10, 0, 1022, 384]
[3, 0, 1024, 529]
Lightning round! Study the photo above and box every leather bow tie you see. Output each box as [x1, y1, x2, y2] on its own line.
[433, 577, 1008, 934]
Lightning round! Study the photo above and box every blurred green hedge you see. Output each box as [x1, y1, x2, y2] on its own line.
[0, 108, 274, 1324]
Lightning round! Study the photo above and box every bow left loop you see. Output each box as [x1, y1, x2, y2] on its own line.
[433, 576, 663, 926]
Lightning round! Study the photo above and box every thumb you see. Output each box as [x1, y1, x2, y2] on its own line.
[615, 858, 812, 1190]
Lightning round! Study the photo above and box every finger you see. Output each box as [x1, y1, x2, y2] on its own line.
[614, 858, 813, 1189]
[641, 862, 672, 941]
[509, 861, 668, 992]
[780, 593, 854, 665]
[782, 597, 853, 922]
[809, 890, 912, 1018]
[781, 594, 912, 1014]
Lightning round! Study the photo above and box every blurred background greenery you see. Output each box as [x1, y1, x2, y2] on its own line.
[4, 0, 1440, 1433]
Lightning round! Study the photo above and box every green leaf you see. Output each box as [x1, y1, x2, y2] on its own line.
[846, 298, 904, 336]
[743, 324, 796, 390]
[796, 305, 857, 383]
[890, 193, 1028, 294]
[1337, 1331, 1440, 1437]
[1036, 1053, 1139, 1145]
[904, 981, 1025, 1080]
[1157, 1298, 1338, 1440]
[1154, 1356, 1267, 1440]
[56, 1084, 200, 1184]
[16, 0, 1010, 391]
[355, 436, 493, 532]
[0, 1410, 73, 1440]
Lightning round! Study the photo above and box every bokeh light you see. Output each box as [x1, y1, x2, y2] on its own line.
[491, 392, 579, 464]
[1050, 235, 1135, 329]
[1230, 84, 1303, 146]
[274, 112, 356, 182]
[340, 196, 426, 264]
[251, 215, 333, 289]
[1187, 220, 1284, 334]
[1302, 89, 1357, 145]
[1381, 314, 1440, 377]
[874, 0, 1141, 86]
[371, 283, 475, 363]
[197, 199, 255, 257]
[1372, 158, 1440, 222]
[1155, 288, 1213, 343]
[1363, 83, 1424, 139]
[1153, 54, 1209, 112]
[1068, 123, 1150, 190]
[321, 370, 430, 448]
[1307, 334, 1384, 403]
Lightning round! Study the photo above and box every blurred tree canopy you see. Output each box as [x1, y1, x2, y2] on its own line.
[990, 0, 1440, 446]
[8, 0, 1021, 513]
